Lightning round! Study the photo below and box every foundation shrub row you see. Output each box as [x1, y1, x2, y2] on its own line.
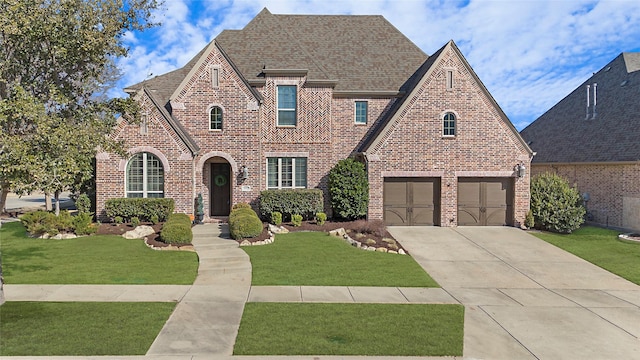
[104, 198, 175, 223]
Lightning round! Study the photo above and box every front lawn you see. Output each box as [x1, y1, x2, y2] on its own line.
[533, 226, 640, 285]
[234, 302, 464, 356]
[242, 231, 438, 287]
[0, 221, 198, 284]
[0, 301, 176, 356]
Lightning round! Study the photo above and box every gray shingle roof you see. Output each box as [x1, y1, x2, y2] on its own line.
[128, 8, 428, 102]
[520, 53, 640, 163]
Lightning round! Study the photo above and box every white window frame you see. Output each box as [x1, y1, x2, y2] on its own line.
[266, 157, 307, 189]
[125, 152, 164, 198]
[355, 101, 368, 125]
[277, 85, 297, 127]
[209, 106, 223, 131]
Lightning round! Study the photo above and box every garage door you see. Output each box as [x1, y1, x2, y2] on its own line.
[384, 178, 440, 226]
[458, 178, 513, 226]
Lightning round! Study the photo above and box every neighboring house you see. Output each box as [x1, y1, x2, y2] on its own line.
[96, 8, 533, 227]
[521, 53, 640, 231]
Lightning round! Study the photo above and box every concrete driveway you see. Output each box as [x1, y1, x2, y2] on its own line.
[389, 226, 640, 360]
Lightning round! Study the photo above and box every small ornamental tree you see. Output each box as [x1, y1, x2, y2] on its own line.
[530, 173, 585, 233]
[329, 158, 369, 220]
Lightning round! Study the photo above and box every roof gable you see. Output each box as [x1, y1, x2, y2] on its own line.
[521, 52, 640, 163]
[361, 40, 531, 155]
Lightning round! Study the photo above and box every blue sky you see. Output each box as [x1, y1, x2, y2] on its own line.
[117, 0, 640, 130]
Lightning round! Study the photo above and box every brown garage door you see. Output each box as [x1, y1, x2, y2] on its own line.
[384, 178, 440, 226]
[458, 178, 514, 226]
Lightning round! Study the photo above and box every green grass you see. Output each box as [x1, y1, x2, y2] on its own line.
[0, 301, 176, 356]
[234, 302, 464, 356]
[242, 232, 438, 287]
[533, 226, 640, 285]
[0, 222, 198, 284]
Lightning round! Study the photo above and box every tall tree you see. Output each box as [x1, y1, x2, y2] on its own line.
[0, 0, 160, 212]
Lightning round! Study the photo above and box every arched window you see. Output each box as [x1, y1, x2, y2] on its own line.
[210, 106, 223, 130]
[126, 152, 164, 198]
[443, 112, 456, 137]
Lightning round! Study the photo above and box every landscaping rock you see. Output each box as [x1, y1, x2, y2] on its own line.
[123, 225, 155, 239]
[268, 224, 289, 234]
[240, 240, 251, 246]
[366, 246, 376, 251]
[328, 228, 346, 238]
[398, 249, 406, 255]
[375, 247, 388, 253]
[52, 233, 77, 239]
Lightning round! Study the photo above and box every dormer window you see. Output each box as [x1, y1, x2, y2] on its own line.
[277, 85, 297, 126]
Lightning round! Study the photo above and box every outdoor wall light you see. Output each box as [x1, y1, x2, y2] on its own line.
[241, 166, 249, 180]
[515, 163, 526, 178]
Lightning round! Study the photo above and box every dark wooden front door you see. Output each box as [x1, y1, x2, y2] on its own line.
[210, 163, 231, 216]
[457, 178, 514, 226]
[383, 178, 440, 226]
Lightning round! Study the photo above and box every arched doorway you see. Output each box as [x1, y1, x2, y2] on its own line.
[209, 158, 231, 216]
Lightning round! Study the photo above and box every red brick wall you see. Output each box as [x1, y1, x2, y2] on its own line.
[96, 93, 194, 220]
[365, 46, 531, 226]
[532, 163, 640, 231]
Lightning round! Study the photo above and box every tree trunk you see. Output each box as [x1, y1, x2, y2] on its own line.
[54, 190, 60, 216]
[0, 187, 8, 214]
[45, 191, 52, 211]
[0, 226, 4, 306]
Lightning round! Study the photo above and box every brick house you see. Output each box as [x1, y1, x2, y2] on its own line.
[96, 8, 533, 227]
[521, 53, 640, 231]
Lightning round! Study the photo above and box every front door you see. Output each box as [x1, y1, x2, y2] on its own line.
[210, 163, 231, 216]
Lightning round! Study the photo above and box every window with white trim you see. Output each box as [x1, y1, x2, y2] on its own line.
[277, 85, 297, 126]
[267, 157, 307, 189]
[126, 152, 164, 198]
[443, 112, 456, 137]
[209, 106, 223, 130]
[355, 101, 368, 124]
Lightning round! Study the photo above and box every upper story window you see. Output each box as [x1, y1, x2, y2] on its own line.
[210, 106, 223, 131]
[443, 112, 456, 137]
[355, 101, 368, 124]
[277, 85, 297, 126]
[267, 157, 307, 189]
[126, 152, 164, 198]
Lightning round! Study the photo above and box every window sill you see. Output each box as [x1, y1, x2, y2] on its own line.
[276, 125, 297, 128]
[354, 122, 367, 126]
[442, 135, 456, 139]
[209, 129, 223, 132]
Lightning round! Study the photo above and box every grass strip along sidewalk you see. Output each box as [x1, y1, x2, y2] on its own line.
[0, 302, 176, 356]
[238, 231, 464, 357]
[533, 226, 640, 285]
[235, 302, 464, 356]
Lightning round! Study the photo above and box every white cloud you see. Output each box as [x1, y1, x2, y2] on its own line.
[114, 0, 640, 129]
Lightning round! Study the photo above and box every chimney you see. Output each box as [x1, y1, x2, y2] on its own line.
[585, 84, 590, 119]
[592, 83, 597, 119]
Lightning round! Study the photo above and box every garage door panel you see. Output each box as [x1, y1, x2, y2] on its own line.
[384, 208, 407, 226]
[458, 178, 513, 226]
[458, 209, 480, 226]
[384, 178, 440, 226]
[383, 181, 407, 206]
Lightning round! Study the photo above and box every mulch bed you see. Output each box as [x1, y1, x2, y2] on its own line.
[237, 219, 405, 252]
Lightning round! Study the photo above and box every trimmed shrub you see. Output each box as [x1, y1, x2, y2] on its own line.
[105, 198, 174, 223]
[75, 193, 91, 214]
[525, 209, 535, 229]
[131, 216, 141, 227]
[315, 212, 327, 226]
[291, 214, 303, 227]
[530, 173, 586, 233]
[150, 214, 159, 225]
[258, 189, 323, 221]
[20, 210, 78, 236]
[329, 158, 369, 220]
[232, 203, 252, 211]
[271, 211, 282, 226]
[73, 212, 97, 235]
[114, 216, 123, 224]
[229, 207, 263, 240]
[160, 213, 193, 244]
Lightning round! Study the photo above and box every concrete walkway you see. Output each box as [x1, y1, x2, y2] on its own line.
[389, 226, 640, 360]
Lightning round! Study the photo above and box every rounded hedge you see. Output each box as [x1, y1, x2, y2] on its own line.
[530, 173, 585, 233]
[229, 207, 263, 240]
